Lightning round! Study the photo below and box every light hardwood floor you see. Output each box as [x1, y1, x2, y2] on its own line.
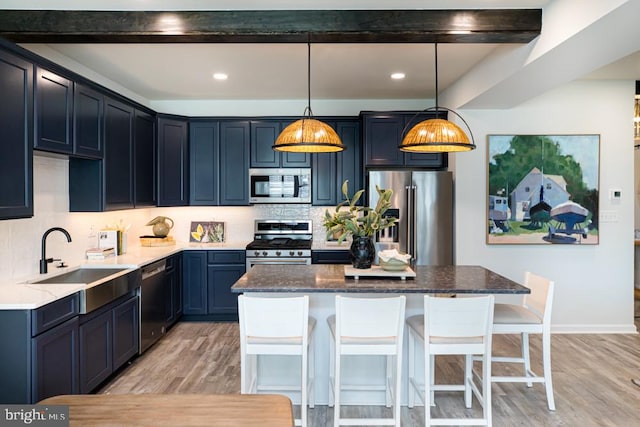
[99, 321, 640, 426]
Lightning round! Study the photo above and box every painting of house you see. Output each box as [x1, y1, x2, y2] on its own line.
[487, 135, 599, 245]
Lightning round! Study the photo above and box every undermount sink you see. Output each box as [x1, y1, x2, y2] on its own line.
[31, 267, 130, 284]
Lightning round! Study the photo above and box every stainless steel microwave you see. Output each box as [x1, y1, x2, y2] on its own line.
[249, 168, 311, 204]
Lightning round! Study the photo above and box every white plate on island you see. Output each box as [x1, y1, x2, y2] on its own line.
[344, 265, 416, 280]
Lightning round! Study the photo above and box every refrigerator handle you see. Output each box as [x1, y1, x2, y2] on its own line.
[406, 185, 416, 260]
[410, 185, 417, 260]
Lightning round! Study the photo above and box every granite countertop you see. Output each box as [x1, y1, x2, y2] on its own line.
[0, 240, 249, 310]
[231, 264, 530, 294]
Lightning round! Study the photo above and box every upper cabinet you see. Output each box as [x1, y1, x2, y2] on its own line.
[312, 119, 361, 206]
[73, 83, 104, 159]
[34, 67, 73, 154]
[250, 120, 310, 168]
[157, 116, 189, 206]
[361, 112, 448, 169]
[134, 110, 156, 207]
[104, 97, 135, 210]
[0, 49, 33, 220]
[189, 120, 250, 206]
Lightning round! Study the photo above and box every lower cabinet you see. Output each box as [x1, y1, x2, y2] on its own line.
[79, 293, 139, 394]
[312, 250, 351, 264]
[183, 250, 245, 320]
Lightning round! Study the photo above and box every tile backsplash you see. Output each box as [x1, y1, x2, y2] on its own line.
[0, 155, 340, 281]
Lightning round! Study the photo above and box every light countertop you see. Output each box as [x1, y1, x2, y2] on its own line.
[0, 240, 249, 310]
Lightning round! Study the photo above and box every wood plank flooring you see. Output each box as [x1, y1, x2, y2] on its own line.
[99, 321, 640, 426]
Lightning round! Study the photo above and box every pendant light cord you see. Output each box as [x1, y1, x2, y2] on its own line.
[434, 42, 439, 114]
[306, 36, 313, 118]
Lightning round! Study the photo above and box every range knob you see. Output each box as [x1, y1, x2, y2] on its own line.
[262, 251, 268, 256]
[254, 251, 260, 256]
[276, 251, 282, 256]
[297, 251, 303, 256]
[289, 251, 295, 256]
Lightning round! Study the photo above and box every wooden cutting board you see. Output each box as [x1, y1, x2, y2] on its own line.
[139, 235, 176, 247]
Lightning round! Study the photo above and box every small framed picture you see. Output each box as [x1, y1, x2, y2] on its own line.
[190, 221, 225, 243]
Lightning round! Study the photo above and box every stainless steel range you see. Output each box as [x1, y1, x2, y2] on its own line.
[245, 219, 312, 269]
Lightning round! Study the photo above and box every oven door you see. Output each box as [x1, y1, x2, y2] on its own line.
[246, 257, 312, 270]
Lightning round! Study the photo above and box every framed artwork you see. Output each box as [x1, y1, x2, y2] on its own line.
[487, 135, 600, 245]
[190, 221, 225, 243]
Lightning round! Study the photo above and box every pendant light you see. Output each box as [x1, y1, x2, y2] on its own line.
[273, 41, 345, 153]
[400, 43, 476, 153]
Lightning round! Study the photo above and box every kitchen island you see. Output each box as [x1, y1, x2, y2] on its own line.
[231, 264, 529, 406]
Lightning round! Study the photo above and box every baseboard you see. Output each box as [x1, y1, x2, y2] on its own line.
[551, 324, 638, 334]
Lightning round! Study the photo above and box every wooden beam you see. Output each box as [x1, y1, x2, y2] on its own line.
[0, 9, 541, 44]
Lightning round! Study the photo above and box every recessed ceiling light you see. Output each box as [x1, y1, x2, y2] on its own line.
[391, 72, 406, 80]
[213, 73, 228, 80]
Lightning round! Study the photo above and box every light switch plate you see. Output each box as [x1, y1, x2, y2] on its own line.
[600, 210, 619, 222]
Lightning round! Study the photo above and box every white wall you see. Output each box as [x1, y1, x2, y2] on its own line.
[456, 79, 636, 333]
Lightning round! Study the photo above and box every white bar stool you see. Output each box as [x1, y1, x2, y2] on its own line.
[407, 295, 495, 426]
[489, 271, 556, 411]
[238, 294, 315, 427]
[327, 295, 406, 427]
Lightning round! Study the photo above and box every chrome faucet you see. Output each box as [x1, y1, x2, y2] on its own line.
[40, 227, 72, 274]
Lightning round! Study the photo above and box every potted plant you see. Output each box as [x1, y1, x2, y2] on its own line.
[323, 180, 397, 268]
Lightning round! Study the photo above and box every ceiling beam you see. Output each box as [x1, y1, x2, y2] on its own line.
[0, 9, 541, 44]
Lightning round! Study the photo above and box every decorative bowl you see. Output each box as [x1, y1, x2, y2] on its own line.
[379, 257, 409, 271]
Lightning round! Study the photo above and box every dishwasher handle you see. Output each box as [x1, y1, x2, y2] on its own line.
[141, 260, 166, 280]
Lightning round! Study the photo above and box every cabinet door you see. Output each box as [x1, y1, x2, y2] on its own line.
[168, 254, 183, 321]
[112, 295, 139, 370]
[157, 117, 189, 206]
[207, 264, 245, 318]
[312, 150, 337, 205]
[189, 121, 220, 205]
[34, 67, 73, 154]
[363, 114, 405, 167]
[104, 97, 134, 210]
[250, 120, 280, 168]
[73, 83, 104, 158]
[402, 114, 448, 168]
[182, 251, 207, 315]
[220, 121, 250, 205]
[134, 109, 156, 207]
[32, 317, 79, 402]
[336, 120, 362, 202]
[0, 51, 33, 220]
[79, 310, 112, 394]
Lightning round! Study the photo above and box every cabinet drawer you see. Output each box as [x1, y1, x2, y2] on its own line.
[207, 250, 245, 265]
[32, 293, 79, 336]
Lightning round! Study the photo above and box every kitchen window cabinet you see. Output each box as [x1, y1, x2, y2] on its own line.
[189, 120, 250, 206]
[361, 112, 448, 169]
[104, 97, 135, 210]
[0, 49, 33, 220]
[250, 120, 310, 168]
[312, 119, 361, 206]
[134, 109, 156, 207]
[157, 116, 189, 206]
[182, 250, 245, 320]
[34, 66, 73, 154]
[73, 83, 104, 159]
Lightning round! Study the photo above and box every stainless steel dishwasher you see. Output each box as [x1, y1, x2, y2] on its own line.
[140, 259, 166, 353]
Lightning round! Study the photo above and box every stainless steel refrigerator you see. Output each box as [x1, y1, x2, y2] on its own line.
[368, 170, 453, 266]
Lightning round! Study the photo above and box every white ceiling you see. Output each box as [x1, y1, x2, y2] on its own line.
[10, 0, 640, 106]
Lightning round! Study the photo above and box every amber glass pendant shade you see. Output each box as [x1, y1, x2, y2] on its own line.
[274, 117, 345, 153]
[273, 42, 345, 153]
[400, 44, 475, 153]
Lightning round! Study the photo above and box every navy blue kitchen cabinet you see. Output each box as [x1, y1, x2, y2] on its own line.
[73, 83, 104, 159]
[250, 120, 310, 168]
[190, 120, 250, 206]
[361, 112, 448, 169]
[0, 294, 80, 403]
[0, 48, 33, 220]
[164, 253, 183, 326]
[312, 250, 351, 264]
[182, 250, 245, 320]
[134, 109, 156, 207]
[79, 293, 139, 394]
[157, 116, 189, 206]
[312, 119, 361, 206]
[34, 66, 73, 154]
[104, 97, 135, 210]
